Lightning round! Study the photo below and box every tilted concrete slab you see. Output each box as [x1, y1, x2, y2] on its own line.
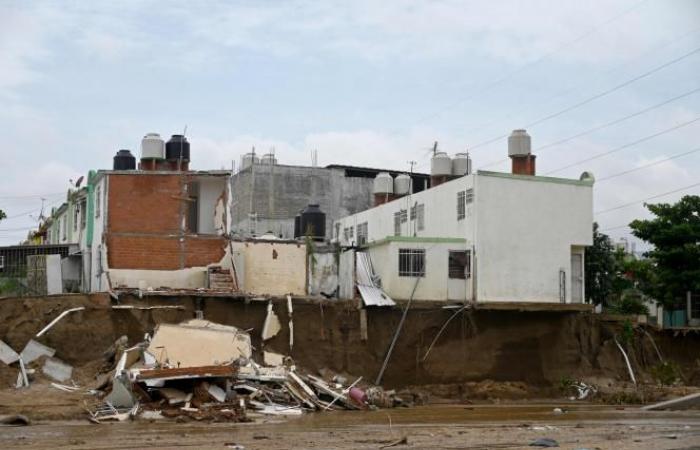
[641, 392, 700, 411]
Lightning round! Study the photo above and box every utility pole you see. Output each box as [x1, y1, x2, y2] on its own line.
[407, 160, 417, 173]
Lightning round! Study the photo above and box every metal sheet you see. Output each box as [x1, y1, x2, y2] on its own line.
[357, 285, 395, 307]
[356, 252, 395, 307]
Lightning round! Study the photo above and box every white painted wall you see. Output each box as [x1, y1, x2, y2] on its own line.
[474, 173, 593, 303]
[334, 171, 593, 303]
[197, 177, 227, 235]
[90, 176, 109, 292]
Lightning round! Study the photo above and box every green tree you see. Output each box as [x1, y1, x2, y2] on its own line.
[585, 222, 616, 305]
[630, 195, 700, 307]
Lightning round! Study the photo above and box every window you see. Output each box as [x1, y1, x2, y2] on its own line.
[415, 204, 425, 231]
[344, 226, 354, 242]
[399, 209, 408, 223]
[80, 200, 87, 229]
[0, 255, 5, 270]
[95, 186, 101, 218]
[457, 190, 466, 220]
[357, 222, 368, 246]
[399, 249, 425, 277]
[73, 205, 79, 231]
[394, 212, 401, 236]
[448, 250, 471, 279]
[61, 217, 67, 240]
[465, 188, 474, 205]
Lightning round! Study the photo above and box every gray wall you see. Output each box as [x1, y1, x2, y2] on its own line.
[230, 164, 374, 239]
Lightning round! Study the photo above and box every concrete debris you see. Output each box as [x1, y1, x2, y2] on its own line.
[0, 414, 31, 426]
[287, 295, 294, 350]
[262, 301, 281, 341]
[75, 318, 403, 424]
[147, 319, 252, 368]
[19, 339, 56, 364]
[641, 392, 700, 411]
[0, 340, 20, 365]
[530, 438, 559, 447]
[42, 357, 73, 382]
[50, 382, 82, 393]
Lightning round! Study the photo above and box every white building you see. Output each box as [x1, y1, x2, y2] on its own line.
[333, 130, 594, 304]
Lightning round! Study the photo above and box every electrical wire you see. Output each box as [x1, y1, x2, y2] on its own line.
[395, 0, 649, 136]
[477, 86, 700, 170]
[468, 46, 700, 151]
[0, 191, 64, 200]
[596, 147, 700, 183]
[544, 117, 700, 175]
[595, 181, 700, 215]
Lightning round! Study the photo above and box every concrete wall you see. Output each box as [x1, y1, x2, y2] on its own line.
[334, 171, 593, 303]
[308, 251, 338, 297]
[110, 267, 208, 290]
[197, 177, 227, 235]
[230, 240, 307, 296]
[475, 172, 593, 303]
[230, 164, 374, 239]
[366, 239, 468, 301]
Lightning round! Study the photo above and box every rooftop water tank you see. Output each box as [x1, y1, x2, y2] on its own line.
[240, 153, 259, 171]
[299, 204, 326, 240]
[261, 153, 277, 165]
[165, 135, 190, 161]
[508, 129, 531, 156]
[452, 152, 472, 176]
[373, 172, 394, 195]
[431, 151, 452, 176]
[394, 173, 412, 196]
[141, 133, 165, 159]
[113, 149, 136, 170]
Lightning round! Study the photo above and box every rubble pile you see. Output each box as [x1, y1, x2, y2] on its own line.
[87, 319, 403, 423]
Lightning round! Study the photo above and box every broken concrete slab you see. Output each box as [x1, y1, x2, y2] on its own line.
[105, 375, 136, 409]
[641, 392, 700, 411]
[263, 351, 285, 367]
[207, 384, 226, 402]
[147, 319, 251, 368]
[0, 340, 19, 365]
[42, 357, 73, 382]
[19, 339, 55, 364]
[262, 302, 281, 341]
[158, 388, 190, 405]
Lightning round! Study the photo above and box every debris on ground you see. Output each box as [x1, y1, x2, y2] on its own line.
[72, 318, 405, 423]
[530, 437, 560, 447]
[641, 392, 700, 411]
[0, 414, 30, 426]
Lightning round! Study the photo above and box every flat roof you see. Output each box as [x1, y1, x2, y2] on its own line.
[477, 170, 594, 187]
[93, 169, 230, 182]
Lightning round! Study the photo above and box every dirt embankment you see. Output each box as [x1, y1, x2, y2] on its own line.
[0, 293, 698, 420]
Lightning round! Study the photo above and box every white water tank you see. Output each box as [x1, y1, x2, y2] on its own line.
[452, 152, 472, 176]
[508, 129, 531, 156]
[431, 152, 452, 176]
[373, 172, 394, 195]
[394, 174, 412, 195]
[261, 153, 277, 165]
[240, 153, 260, 170]
[141, 133, 165, 159]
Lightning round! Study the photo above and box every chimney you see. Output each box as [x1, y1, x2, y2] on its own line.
[508, 129, 535, 176]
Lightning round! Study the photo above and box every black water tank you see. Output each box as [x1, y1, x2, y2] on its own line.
[299, 204, 326, 240]
[165, 135, 190, 161]
[113, 149, 136, 170]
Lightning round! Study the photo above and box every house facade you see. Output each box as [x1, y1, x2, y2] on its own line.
[333, 131, 594, 304]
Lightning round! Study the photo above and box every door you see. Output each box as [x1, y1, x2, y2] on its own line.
[571, 252, 583, 303]
[447, 250, 469, 301]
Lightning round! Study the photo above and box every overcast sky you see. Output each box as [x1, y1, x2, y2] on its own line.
[1, 0, 699, 246]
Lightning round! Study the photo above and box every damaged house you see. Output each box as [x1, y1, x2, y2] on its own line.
[334, 130, 594, 304]
[88, 135, 232, 292]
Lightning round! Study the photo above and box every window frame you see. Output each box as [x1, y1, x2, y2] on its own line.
[95, 186, 101, 218]
[398, 248, 426, 277]
[448, 250, 470, 279]
[457, 190, 466, 220]
[357, 222, 368, 246]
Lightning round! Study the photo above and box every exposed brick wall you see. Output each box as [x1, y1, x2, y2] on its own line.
[107, 174, 184, 234]
[107, 234, 226, 270]
[105, 173, 225, 271]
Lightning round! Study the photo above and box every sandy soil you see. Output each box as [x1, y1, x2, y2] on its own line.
[0, 404, 698, 450]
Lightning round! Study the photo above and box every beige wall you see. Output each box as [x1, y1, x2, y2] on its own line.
[231, 241, 307, 296]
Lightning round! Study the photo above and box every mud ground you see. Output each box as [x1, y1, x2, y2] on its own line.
[1, 404, 699, 449]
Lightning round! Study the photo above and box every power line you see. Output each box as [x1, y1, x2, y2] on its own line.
[595, 181, 700, 215]
[544, 117, 700, 175]
[600, 223, 632, 232]
[396, 0, 648, 136]
[461, 26, 700, 139]
[477, 86, 700, 170]
[596, 146, 700, 183]
[468, 45, 700, 151]
[0, 191, 64, 200]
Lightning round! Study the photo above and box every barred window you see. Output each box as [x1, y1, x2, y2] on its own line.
[357, 222, 368, 245]
[394, 212, 401, 236]
[95, 186, 101, 218]
[344, 226, 354, 241]
[399, 249, 425, 277]
[73, 205, 79, 231]
[399, 209, 407, 223]
[465, 188, 474, 204]
[457, 190, 465, 220]
[448, 250, 471, 279]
